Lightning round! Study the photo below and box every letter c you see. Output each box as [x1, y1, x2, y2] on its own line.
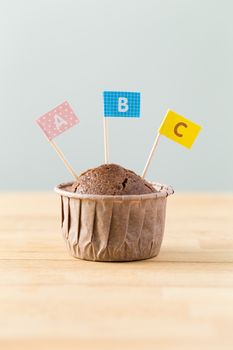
[174, 122, 188, 137]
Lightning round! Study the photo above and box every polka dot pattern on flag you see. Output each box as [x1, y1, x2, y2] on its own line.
[36, 101, 79, 140]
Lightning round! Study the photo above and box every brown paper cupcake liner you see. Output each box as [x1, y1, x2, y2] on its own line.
[55, 182, 174, 262]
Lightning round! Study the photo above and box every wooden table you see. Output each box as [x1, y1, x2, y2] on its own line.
[0, 193, 233, 350]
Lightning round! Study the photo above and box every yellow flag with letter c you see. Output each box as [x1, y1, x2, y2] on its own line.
[158, 110, 202, 149]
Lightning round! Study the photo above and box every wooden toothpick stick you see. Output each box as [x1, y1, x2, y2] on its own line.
[103, 118, 109, 163]
[142, 133, 161, 179]
[50, 140, 79, 180]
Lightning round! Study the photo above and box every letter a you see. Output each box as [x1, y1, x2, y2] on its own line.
[54, 114, 68, 130]
[118, 97, 129, 113]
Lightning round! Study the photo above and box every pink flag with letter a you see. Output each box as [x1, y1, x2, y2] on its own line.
[36, 101, 79, 140]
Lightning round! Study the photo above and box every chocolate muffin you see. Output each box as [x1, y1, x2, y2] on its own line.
[55, 165, 174, 261]
[72, 163, 156, 195]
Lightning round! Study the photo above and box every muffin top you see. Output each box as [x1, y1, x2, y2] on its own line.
[71, 163, 156, 195]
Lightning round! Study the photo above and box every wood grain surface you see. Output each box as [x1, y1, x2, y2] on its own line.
[0, 193, 232, 350]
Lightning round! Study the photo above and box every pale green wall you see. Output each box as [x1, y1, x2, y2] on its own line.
[0, 0, 232, 191]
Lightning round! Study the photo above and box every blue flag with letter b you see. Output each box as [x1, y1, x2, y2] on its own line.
[103, 91, 140, 118]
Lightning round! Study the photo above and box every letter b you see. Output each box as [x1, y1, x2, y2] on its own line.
[118, 97, 129, 113]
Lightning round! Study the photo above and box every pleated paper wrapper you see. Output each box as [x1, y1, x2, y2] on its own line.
[55, 182, 174, 262]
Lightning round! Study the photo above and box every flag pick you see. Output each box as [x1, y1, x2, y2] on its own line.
[142, 109, 202, 178]
[103, 91, 141, 163]
[36, 101, 80, 180]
